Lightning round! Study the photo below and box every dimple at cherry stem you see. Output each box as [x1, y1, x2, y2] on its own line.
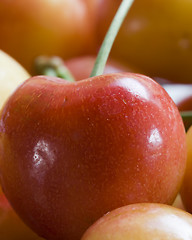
[34, 56, 75, 82]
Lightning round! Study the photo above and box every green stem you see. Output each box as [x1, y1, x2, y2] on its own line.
[90, 0, 134, 77]
[34, 56, 75, 82]
[180, 111, 192, 121]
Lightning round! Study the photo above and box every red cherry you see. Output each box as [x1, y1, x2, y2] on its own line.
[0, 73, 186, 240]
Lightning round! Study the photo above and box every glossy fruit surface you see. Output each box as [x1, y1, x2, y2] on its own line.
[0, 73, 186, 240]
[0, 50, 30, 109]
[0, 187, 43, 240]
[180, 126, 192, 213]
[97, 0, 192, 83]
[81, 203, 192, 240]
[0, 0, 98, 72]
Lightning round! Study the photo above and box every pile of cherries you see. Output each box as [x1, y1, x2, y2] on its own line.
[0, 0, 192, 239]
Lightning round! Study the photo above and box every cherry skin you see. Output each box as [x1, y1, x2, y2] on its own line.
[81, 203, 192, 240]
[0, 187, 44, 240]
[0, 73, 186, 240]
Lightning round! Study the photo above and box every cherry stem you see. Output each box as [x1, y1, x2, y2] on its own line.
[180, 111, 192, 121]
[90, 0, 134, 77]
[34, 56, 75, 82]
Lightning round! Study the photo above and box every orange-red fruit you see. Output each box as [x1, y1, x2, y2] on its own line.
[0, 0, 98, 72]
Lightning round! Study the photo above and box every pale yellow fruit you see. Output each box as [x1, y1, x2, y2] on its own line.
[0, 50, 30, 109]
